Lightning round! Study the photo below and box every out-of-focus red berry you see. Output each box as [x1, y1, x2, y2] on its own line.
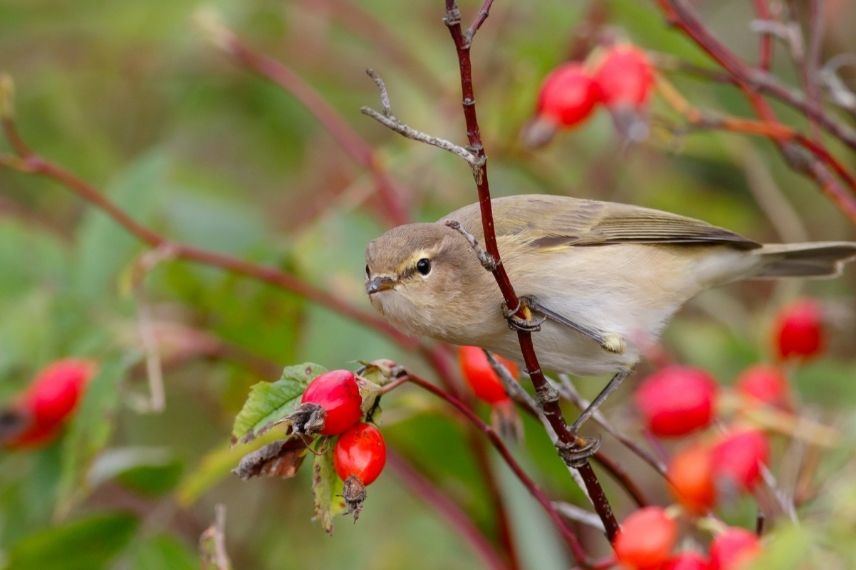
[614, 507, 677, 569]
[634, 366, 718, 437]
[22, 359, 96, 426]
[774, 299, 824, 360]
[709, 528, 761, 570]
[667, 444, 716, 515]
[663, 551, 710, 570]
[593, 44, 654, 108]
[536, 63, 599, 128]
[333, 423, 386, 486]
[300, 370, 363, 435]
[710, 429, 769, 492]
[6, 359, 96, 449]
[458, 346, 519, 405]
[735, 365, 791, 409]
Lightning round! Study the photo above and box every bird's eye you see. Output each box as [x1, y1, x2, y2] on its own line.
[416, 258, 431, 276]
[365, 264, 370, 277]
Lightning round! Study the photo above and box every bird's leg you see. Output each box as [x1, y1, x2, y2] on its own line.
[501, 295, 547, 332]
[569, 368, 632, 434]
[519, 296, 625, 354]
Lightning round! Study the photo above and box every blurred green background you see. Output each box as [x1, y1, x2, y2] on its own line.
[1, 0, 855, 568]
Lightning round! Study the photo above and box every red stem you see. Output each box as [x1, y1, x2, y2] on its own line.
[219, 29, 409, 226]
[443, 0, 619, 544]
[404, 373, 589, 564]
[753, 0, 773, 71]
[387, 450, 510, 570]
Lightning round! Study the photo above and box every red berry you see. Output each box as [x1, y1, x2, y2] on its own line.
[710, 429, 769, 492]
[709, 528, 761, 570]
[635, 366, 718, 437]
[22, 359, 95, 426]
[300, 370, 362, 435]
[774, 299, 824, 360]
[6, 359, 96, 448]
[667, 444, 716, 515]
[735, 365, 790, 409]
[593, 44, 654, 108]
[663, 551, 710, 570]
[614, 507, 677, 569]
[333, 423, 386, 486]
[458, 346, 519, 405]
[536, 63, 599, 128]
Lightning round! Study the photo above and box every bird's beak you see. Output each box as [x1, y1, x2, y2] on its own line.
[366, 275, 396, 295]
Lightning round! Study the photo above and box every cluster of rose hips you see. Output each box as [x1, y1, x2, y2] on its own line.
[1, 358, 96, 449]
[299, 369, 387, 514]
[526, 42, 654, 145]
[457, 299, 828, 568]
[616, 298, 828, 568]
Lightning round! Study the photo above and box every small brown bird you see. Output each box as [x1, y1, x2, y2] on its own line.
[365, 194, 856, 432]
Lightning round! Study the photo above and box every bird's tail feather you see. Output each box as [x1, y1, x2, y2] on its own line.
[753, 242, 856, 279]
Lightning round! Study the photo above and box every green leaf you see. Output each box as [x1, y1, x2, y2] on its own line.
[86, 447, 184, 497]
[312, 440, 346, 534]
[231, 362, 326, 443]
[56, 354, 134, 515]
[5, 512, 138, 570]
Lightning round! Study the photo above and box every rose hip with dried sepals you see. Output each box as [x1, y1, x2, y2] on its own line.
[298, 369, 363, 435]
[774, 299, 824, 360]
[709, 527, 761, 570]
[613, 506, 677, 569]
[634, 366, 718, 437]
[710, 429, 769, 492]
[334, 422, 387, 518]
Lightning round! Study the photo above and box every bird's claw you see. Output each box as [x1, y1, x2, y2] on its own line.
[558, 435, 601, 468]
[502, 295, 546, 332]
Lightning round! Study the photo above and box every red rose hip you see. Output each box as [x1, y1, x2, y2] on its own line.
[667, 444, 716, 515]
[735, 365, 790, 409]
[774, 299, 824, 360]
[711, 429, 769, 492]
[593, 44, 654, 108]
[458, 346, 519, 405]
[709, 528, 761, 570]
[300, 369, 362, 435]
[634, 366, 718, 437]
[614, 507, 677, 569]
[5, 358, 96, 449]
[536, 63, 599, 128]
[334, 423, 387, 486]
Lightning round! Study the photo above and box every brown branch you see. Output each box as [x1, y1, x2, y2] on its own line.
[443, 0, 619, 542]
[196, 11, 409, 226]
[387, 450, 510, 570]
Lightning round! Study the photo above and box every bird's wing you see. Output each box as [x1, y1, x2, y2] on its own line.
[451, 195, 761, 250]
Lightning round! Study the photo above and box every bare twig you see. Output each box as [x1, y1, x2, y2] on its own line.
[199, 504, 232, 570]
[361, 71, 477, 164]
[195, 9, 409, 226]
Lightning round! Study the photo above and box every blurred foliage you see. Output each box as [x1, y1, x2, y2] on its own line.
[1, 0, 855, 568]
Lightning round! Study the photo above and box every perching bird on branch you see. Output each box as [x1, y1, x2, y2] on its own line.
[365, 194, 856, 436]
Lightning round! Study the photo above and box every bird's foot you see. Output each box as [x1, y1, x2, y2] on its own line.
[502, 295, 547, 332]
[558, 434, 602, 468]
